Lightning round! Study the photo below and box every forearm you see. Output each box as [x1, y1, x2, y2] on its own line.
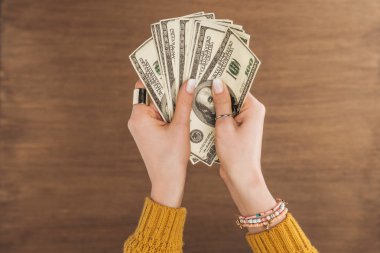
[123, 198, 186, 253]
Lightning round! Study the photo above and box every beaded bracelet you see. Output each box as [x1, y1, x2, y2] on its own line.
[236, 199, 287, 227]
[236, 199, 288, 230]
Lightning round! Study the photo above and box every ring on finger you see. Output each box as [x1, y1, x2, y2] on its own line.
[133, 88, 148, 105]
[216, 113, 234, 120]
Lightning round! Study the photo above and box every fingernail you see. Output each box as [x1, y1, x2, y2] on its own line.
[186, 79, 196, 94]
[213, 79, 224, 94]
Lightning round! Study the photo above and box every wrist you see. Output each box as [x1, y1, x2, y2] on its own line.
[147, 162, 187, 208]
[221, 168, 276, 215]
[150, 181, 185, 208]
[233, 179, 287, 234]
[235, 180, 276, 216]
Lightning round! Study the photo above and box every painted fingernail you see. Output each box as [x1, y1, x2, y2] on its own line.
[213, 79, 224, 94]
[186, 79, 196, 94]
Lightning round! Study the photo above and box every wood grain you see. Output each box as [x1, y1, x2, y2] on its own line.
[1, 0, 379, 252]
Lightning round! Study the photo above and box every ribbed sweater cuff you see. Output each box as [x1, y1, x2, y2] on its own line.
[246, 213, 317, 253]
[124, 197, 187, 253]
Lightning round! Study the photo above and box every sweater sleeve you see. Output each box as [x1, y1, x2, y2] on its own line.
[246, 213, 318, 253]
[123, 198, 187, 253]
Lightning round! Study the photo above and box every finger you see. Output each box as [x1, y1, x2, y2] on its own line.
[235, 93, 266, 126]
[134, 80, 144, 88]
[150, 102, 159, 112]
[132, 80, 150, 108]
[149, 96, 164, 119]
[172, 79, 196, 126]
[234, 92, 254, 120]
[245, 93, 266, 117]
[149, 103, 164, 120]
[132, 80, 167, 121]
[240, 93, 255, 112]
[131, 80, 159, 119]
[212, 79, 234, 124]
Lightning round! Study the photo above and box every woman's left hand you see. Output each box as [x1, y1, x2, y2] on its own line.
[128, 79, 195, 208]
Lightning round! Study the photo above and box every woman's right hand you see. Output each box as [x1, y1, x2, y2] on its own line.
[212, 79, 283, 233]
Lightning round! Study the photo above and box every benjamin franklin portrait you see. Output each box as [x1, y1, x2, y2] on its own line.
[192, 80, 238, 127]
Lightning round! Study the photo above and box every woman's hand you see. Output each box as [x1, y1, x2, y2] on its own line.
[212, 79, 283, 233]
[128, 79, 195, 208]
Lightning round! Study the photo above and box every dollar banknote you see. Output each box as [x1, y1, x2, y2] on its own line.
[189, 29, 261, 165]
[130, 12, 261, 166]
[179, 13, 215, 88]
[188, 21, 250, 82]
[160, 17, 180, 112]
[129, 37, 171, 122]
[151, 13, 215, 120]
[151, 22, 173, 119]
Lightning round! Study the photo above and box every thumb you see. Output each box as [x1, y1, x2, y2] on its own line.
[172, 79, 196, 125]
[212, 79, 234, 121]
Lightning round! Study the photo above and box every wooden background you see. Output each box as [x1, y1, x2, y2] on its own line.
[1, 0, 379, 252]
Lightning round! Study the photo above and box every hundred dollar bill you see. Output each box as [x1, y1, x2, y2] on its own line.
[188, 21, 250, 82]
[129, 37, 171, 122]
[160, 13, 216, 112]
[160, 18, 181, 111]
[151, 13, 214, 119]
[215, 22, 249, 44]
[186, 21, 225, 79]
[179, 19, 190, 87]
[151, 22, 173, 119]
[184, 20, 243, 82]
[184, 18, 239, 81]
[189, 29, 261, 165]
[179, 13, 215, 87]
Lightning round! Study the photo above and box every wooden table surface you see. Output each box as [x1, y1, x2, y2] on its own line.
[1, 1, 379, 252]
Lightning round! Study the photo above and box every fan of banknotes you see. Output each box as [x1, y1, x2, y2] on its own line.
[129, 11, 261, 166]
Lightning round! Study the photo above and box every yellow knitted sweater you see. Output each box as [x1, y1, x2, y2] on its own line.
[124, 198, 318, 253]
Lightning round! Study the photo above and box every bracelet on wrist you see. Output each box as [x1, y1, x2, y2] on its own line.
[236, 198, 288, 230]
